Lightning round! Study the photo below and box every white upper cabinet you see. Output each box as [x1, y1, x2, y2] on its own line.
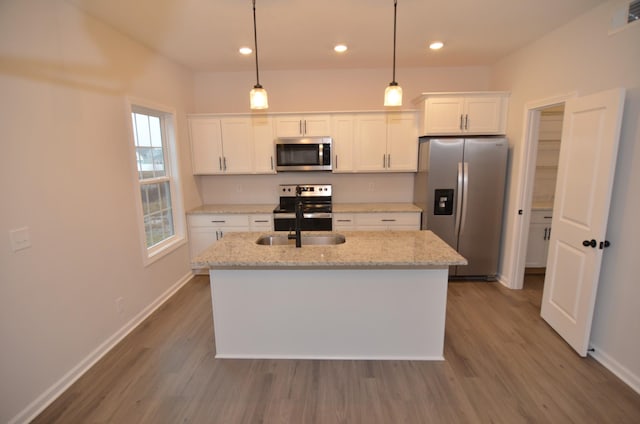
[387, 112, 419, 171]
[416, 92, 509, 136]
[189, 118, 224, 174]
[354, 112, 418, 172]
[275, 114, 331, 137]
[220, 118, 254, 174]
[354, 113, 388, 171]
[331, 114, 356, 172]
[250, 115, 276, 174]
[189, 115, 275, 175]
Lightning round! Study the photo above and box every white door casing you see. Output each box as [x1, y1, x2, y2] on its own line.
[540, 88, 625, 357]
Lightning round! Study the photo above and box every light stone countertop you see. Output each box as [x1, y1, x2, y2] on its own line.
[192, 230, 466, 269]
[333, 203, 422, 213]
[531, 201, 553, 211]
[188, 202, 422, 215]
[188, 204, 276, 214]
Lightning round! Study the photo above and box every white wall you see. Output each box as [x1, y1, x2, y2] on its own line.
[0, 1, 199, 422]
[194, 66, 491, 113]
[491, 1, 640, 391]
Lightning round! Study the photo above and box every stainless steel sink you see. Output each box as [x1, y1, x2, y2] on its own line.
[256, 234, 346, 246]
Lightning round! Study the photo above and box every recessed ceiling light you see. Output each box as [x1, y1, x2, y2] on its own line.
[239, 46, 253, 55]
[429, 41, 444, 50]
[334, 44, 348, 53]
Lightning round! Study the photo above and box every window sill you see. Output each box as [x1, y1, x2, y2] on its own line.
[143, 236, 187, 267]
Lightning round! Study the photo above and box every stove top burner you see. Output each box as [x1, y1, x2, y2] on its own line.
[274, 184, 333, 214]
[273, 184, 333, 231]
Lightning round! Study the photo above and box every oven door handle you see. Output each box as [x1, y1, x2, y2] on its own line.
[275, 212, 333, 219]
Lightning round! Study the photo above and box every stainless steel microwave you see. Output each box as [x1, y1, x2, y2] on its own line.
[275, 136, 332, 171]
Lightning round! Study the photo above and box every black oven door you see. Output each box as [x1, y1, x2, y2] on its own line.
[273, 213, 333, 231]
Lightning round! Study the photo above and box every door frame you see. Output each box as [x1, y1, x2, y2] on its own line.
[506, 92, 577, 290]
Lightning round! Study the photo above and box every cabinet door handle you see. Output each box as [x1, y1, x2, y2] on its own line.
[387, 154, 391, 168]
[547, 227, 551, 240]
[299, 120, 303, 135]
[337, 219, 352, 222]
[254, 220, 269, 223]
[544, 216, 552, 219]
[383, 154, 387, 168]
[270, 156, 274, 170]
[223, 157, 227, 171]
[381, 219, 397, 222]
[460, 114, 464, 131]
[219, 157, 223, 171]
[465, 114, 469, 130]
[543, 228, 548, 240]
[211, 220, 226, 223]
[335, 155, 338, 169]
[303, 120, 307, 134]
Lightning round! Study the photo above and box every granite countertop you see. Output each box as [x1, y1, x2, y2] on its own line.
[188, 204, 276, 214]
[188, 203, 422, 215]
[333, 203, 422, 213]
[531, 201, 553, 211]
[192, 230, 466, 270]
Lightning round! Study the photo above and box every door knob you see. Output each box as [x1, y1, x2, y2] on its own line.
[582, 239, 597, 248]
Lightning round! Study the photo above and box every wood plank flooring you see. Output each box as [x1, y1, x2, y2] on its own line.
[33, 274, 640, 423]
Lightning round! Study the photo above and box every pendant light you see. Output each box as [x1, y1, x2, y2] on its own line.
[249, 0, 268, 109]
[384, 0, 402, 106]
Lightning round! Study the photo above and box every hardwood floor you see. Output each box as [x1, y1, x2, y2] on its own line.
[34, 274, 640, 423]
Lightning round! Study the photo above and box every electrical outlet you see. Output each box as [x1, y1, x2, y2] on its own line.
[10, 227, 31, 252]
[115, 297, 125, 315]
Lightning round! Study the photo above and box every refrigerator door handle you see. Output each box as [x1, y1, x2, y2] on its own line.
[455, 162, 464, 236]
[460, 162, 470, 234]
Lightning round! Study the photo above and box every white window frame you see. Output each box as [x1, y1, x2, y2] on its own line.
[126, 97, 185, 266]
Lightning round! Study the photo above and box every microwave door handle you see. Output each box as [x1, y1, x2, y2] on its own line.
[318, 144, 323, 165]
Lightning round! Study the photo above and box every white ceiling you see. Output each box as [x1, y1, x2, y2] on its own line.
[68, 0, 607, 72]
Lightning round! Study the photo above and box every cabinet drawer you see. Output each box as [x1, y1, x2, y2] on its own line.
[189, 214, 249, 228]
[249, 214, 273, 230]
[530, 210, 553, 224]
[356, 213, 420, 227]
[333, 213, 355, 224]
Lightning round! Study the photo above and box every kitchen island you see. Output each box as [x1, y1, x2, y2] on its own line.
[193, 230, 466, 360]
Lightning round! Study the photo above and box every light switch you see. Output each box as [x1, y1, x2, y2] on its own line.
[10, 227, 31, 252]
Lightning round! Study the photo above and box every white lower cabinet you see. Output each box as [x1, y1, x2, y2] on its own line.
[249, 214, 273, 231]
[333, 213, 356, 230]
[188, 214, 250, 273]
[333, 212, 420, 231]
[526, 210, 553, 268]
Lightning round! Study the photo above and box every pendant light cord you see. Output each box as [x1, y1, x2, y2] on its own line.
[252, 0, 261, 87]
[392, 0, 397, 84]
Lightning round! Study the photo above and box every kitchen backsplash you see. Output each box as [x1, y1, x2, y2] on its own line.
[198, 173, 415, 204]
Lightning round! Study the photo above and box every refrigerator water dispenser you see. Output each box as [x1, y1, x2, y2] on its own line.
[434, 189, 454, 215]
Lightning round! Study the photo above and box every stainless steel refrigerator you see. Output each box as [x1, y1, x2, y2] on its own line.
[414, 137, 508, 279]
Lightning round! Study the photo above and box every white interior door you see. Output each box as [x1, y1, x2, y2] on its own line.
[541, 88, 625, 356]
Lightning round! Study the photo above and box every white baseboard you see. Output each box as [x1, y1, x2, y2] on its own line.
[496, 273, 512, 288]
[9, 271, 194, 424]
[589, 343, 640, 395]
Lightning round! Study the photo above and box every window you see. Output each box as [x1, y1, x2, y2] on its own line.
[129, 101, 184, 263]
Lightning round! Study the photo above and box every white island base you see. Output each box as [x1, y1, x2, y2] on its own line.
[210, 268, 448, 360]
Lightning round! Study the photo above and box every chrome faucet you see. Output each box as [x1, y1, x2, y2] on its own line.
[287, 185, 303, 247]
